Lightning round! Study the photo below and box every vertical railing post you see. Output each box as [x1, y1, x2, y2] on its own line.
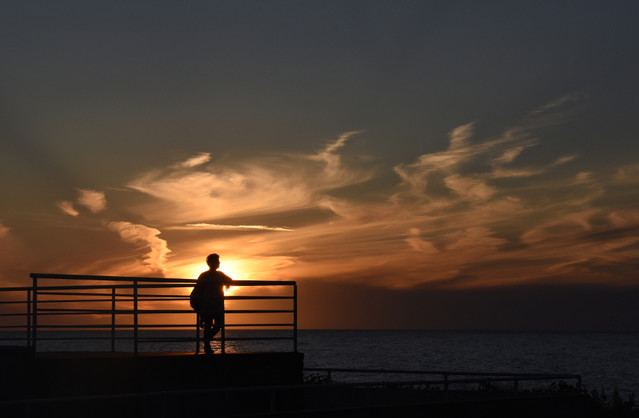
[293, 284, 298, 353]
[111, 286, 116, 352]
[195, 313, 200, 354]
[133, 279, 138, 356]
[32, 276, 38, 352]
[26, 289, 31, 347]
[221, 302, 226, 354]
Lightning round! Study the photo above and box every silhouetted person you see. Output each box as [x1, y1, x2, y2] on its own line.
[190, 253, 233, 354]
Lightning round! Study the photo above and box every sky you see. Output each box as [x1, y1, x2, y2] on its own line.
[2, 1, 639, 330]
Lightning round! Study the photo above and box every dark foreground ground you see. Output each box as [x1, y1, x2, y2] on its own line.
[0, 347, 631, 418]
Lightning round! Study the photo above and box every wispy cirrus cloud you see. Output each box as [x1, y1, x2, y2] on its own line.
[168, 223, 293, 232]
[126, 133, 374, 224]
[44, 96, 639, 290]
[106, 221, 170, 275]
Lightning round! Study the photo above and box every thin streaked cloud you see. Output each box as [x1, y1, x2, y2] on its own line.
[168, 223, 293, 232]
[178, 153, 212, 168]
[57, 201, 79, 216]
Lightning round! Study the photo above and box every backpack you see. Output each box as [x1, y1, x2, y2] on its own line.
[189, 282, 203, 311]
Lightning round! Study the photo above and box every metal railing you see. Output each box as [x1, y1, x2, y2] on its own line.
[303, 367, 582, 392]
[0, 273, 297, 354]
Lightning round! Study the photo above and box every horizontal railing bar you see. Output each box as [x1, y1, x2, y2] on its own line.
[36, 309, 194, 313]
[53, 336, 293, 343]
[30, 273, 296, 287]
[32, 299, 113, 304]
[103, 294, 189, 299]
[0, 313, 28, 317]
[138, 309, 295, 314]
[34, 324, 195, 329]
[29, 336, 294, 343]
[136, 324, 196, 328]
[226, 296, 294, 300]
[6, 294, 286, 301]
[35, 325, 126, 329]
[35, 295, 284, 301]
[303, 367, 582, 379]
[30, 284, 193, 291]
[224, 324, 294, 327]
[34, 312, 126, 316]
[37, 308, 294, 314]
[30, 273, 197, 283]
[36, 293, 188, 299]
[28, 283, 292, 292]
[226, 310, 294, 314]
[35, 309, 127, 313]
[37, 292, 182, 298]
[137, 339, 196, 343]
[35, 337, 117, 341]
[29, 324, 292, 329]
[34, 297, 189, 303]
[0, 301, 29, 305]
[38, 291, 116, 296]
[231, 280, 296, 286]
[0, 286, 31, 292]
[135, 337, 295, 343]
[424, 376, 582, 385]
[223, 337, 293, 341]
[126, 284, 192, 289]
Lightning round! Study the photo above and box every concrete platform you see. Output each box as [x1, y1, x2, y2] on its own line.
[0, 347, 586, 418]
[0, 346, 304, 398]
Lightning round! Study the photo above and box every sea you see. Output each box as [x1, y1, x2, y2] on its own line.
[4, 329, 638, 398]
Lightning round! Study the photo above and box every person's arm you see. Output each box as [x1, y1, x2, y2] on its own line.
[221, 272, 233, 290]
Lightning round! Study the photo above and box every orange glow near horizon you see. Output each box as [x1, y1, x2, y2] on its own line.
[173, 258, 252, 297]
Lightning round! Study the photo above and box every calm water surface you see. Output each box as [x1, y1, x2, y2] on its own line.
[5, 329, 638, 396]
[300, 330, 639, 396]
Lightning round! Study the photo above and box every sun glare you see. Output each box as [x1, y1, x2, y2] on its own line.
[174, 258, 251, 297]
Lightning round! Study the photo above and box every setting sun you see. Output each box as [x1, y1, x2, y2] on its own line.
[172, 257, 252, 297]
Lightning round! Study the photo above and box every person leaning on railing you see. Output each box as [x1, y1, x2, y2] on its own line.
[190, 253, 233, 354]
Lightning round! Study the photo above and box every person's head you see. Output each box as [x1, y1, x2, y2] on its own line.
[206, 253, 220, 270]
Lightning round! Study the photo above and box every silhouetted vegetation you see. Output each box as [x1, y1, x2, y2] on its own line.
[585, 386, 638, 418]
[304, 372, 332, 384]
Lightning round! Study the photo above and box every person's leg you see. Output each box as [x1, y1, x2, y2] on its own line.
[210, 310, 225, 352]
[202, 315, 213, 354]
